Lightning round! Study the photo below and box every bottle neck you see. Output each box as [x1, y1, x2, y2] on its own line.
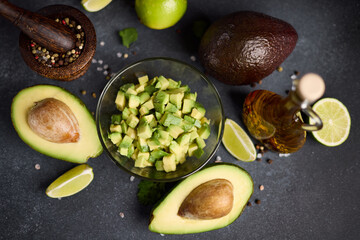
[276, 91, 303, 122]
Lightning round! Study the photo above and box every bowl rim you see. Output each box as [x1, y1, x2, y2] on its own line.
[96, 57, 225, 182]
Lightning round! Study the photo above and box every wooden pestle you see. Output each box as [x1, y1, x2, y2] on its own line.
[0, 0, 76, 53]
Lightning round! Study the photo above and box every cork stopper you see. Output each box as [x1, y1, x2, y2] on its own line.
[296, 73, 325, 104]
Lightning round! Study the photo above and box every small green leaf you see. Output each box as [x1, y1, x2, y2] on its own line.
[119, 28, 138, 48]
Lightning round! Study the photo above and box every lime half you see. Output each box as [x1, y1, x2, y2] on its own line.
[310, 98, 351, 147]
[46, 164, 94, 198]
[222, 119, 256, 162]
[81, 0, 112, 12]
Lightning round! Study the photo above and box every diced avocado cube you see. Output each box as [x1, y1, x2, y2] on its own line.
[139, 106, 149, 116]
[147, 138, 160, 151]
[108, 132, 122, 145]
[193, 148, 204, 158]
[138, 75, 149, 85]
[165, 103, 178, 113]
[180, 120, 194, 132]
[119, 135, 133, 149]
[184, 92, 197, 101]
[135, 84, 145, 93]
[126, 114, 139, 128]
[182, 99, 195, 114]
[169, 93, 184, 109]
[188, 143, 199, 157]
[178, 85, 190, 93]
[189, 130, 199, 141]
[154, 91, 169, 114]
[169, 141, 186, 164]
[149, 77, 158, 85]
[126, 87, 138, 96]
[168, 125, 184, 139]
[155, 112, 162, 121]
[184, 115, 195, 123]
[167, 78, 180, 89]
[173, 110, 182, 118]
[138, 138, 149, 152]
[126, 127, 137, 139]
[163, 153, 176, 172]
[155, 160, 164, 171]
[119, 147, 128, 156]
[127, 144, 135, 158]
[149, 149, 169, 163]
[120, 83, 135, 92]
[201, 117, 210, 125]
[155, 76, 169, 90]
[194, 119, 202, 128]
[131, 148, 139, 160]
[137, 122, 152, 139]
[111, 114, 122, 124]
[158, 130, 171, 146]
[138, 92, 150, 104]
[177, 133, 191, 146]
[121, 120, 128, 133]
[122, 107, 131, 120]
[115, 91, 126, 111]
[135, 152, 152, 168]
[143, 114, 155, 124]
[144, 85, 157, 95]
[198, 123, 210, 139]
[129, 108, 138, 116]
[128, 95, 141, 108]
[196, 137, 206, 149]
[190, 107, 205, 120]
[142, 98, 154, 110]
[160, 112, 182, 127]
[110, 124, 122, 133]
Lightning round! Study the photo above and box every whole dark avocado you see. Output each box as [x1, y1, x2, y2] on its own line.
[199, 11, 298, 85]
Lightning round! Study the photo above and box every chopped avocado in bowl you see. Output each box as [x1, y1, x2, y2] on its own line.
[96, 58, 224, 182]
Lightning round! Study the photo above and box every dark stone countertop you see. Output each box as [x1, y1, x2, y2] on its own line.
[0, 0, 359, 239]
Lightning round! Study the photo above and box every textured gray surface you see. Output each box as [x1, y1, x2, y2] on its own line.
[0, 0, 359, 239]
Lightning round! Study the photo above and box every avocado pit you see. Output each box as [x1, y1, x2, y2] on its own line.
[27, 98, 80, 143]
[178, 179, 234, 220]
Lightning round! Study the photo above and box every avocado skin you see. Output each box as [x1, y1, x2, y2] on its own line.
[199, 11, 298, 85]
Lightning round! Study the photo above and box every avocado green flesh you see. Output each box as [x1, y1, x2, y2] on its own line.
[149, 164, 253, 234]
[11, 85, 103, 163]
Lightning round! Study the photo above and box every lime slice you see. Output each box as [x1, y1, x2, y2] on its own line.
[222, 119, 256, 162]
[81, 0, 112, 12]
[46, 164, 94, 198]
[310, 98, 351, 147]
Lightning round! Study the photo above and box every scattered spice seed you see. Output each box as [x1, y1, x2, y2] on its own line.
[257, 153, 263, 158]
[130, 176, 135, 182]
[116, 52, 123, 58]
[97, 67, 103, 71]
[267, 159, 273, 164]
[103, 70, 108, 75]
[255, 144, 260, 150]
[92, 92, 96, 98]
[294, 70, 300, 75]
[216, 156, 222, 161]
[276, 66, 283, 72]
[35, 164, 40, 170]
[132, 51, 137, 55]
[190, 55, 196, 61]
[124, 53, 129, 59]
[119, 212, 125, 218]
[100, 41, 105, 46]
[91, 112, 94, 115]
[103, 64, 109, 69]
[250, 82, 256, 88]
[247, 202, 252, 207]
[81, 90, 86, 95]
[255, 199, 261, 204]
[290, 74, 297, 80]
[285, 90, 290, 94]
[258, 80, 262, 85]
[98, 59, 103, 65]
[259, 185, 264, 191]
[256, 158, 262, 162]
[160, 234, 165, 237]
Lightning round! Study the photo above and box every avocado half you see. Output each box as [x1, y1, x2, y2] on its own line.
[149, 163, 253, 234]
[11, 85, 103, 163]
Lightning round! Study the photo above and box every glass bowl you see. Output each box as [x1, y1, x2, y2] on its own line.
[96, 57, 224, 182]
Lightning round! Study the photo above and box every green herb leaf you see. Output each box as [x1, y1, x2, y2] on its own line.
[119, 28, 138, 48]
[137, 180, 166, 206]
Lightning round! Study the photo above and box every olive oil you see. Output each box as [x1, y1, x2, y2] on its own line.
[242, 73, 325, 153]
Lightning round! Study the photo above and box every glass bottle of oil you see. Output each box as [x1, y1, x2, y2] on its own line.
[242, 73, 325, 153]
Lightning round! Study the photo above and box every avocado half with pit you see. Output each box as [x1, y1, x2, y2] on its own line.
[11, 85, 102, 163]
[149, 163, 253, 234]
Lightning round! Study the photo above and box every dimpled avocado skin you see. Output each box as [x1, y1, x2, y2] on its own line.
[199, 11, 298, 85]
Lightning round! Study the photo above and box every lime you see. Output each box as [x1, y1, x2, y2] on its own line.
[222, 119, 256, 162]
[46, 164, 94, 198]
[135, 0, 187, 30]
[81, 0, 112, 12]
[310, 98, 351, 147]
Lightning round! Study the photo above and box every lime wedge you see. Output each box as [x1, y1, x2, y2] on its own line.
[222, 119, 256, 162]
[310, 98, 351, 147]
[81, 0, 112, 12]
[46, 164, 94, 198]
